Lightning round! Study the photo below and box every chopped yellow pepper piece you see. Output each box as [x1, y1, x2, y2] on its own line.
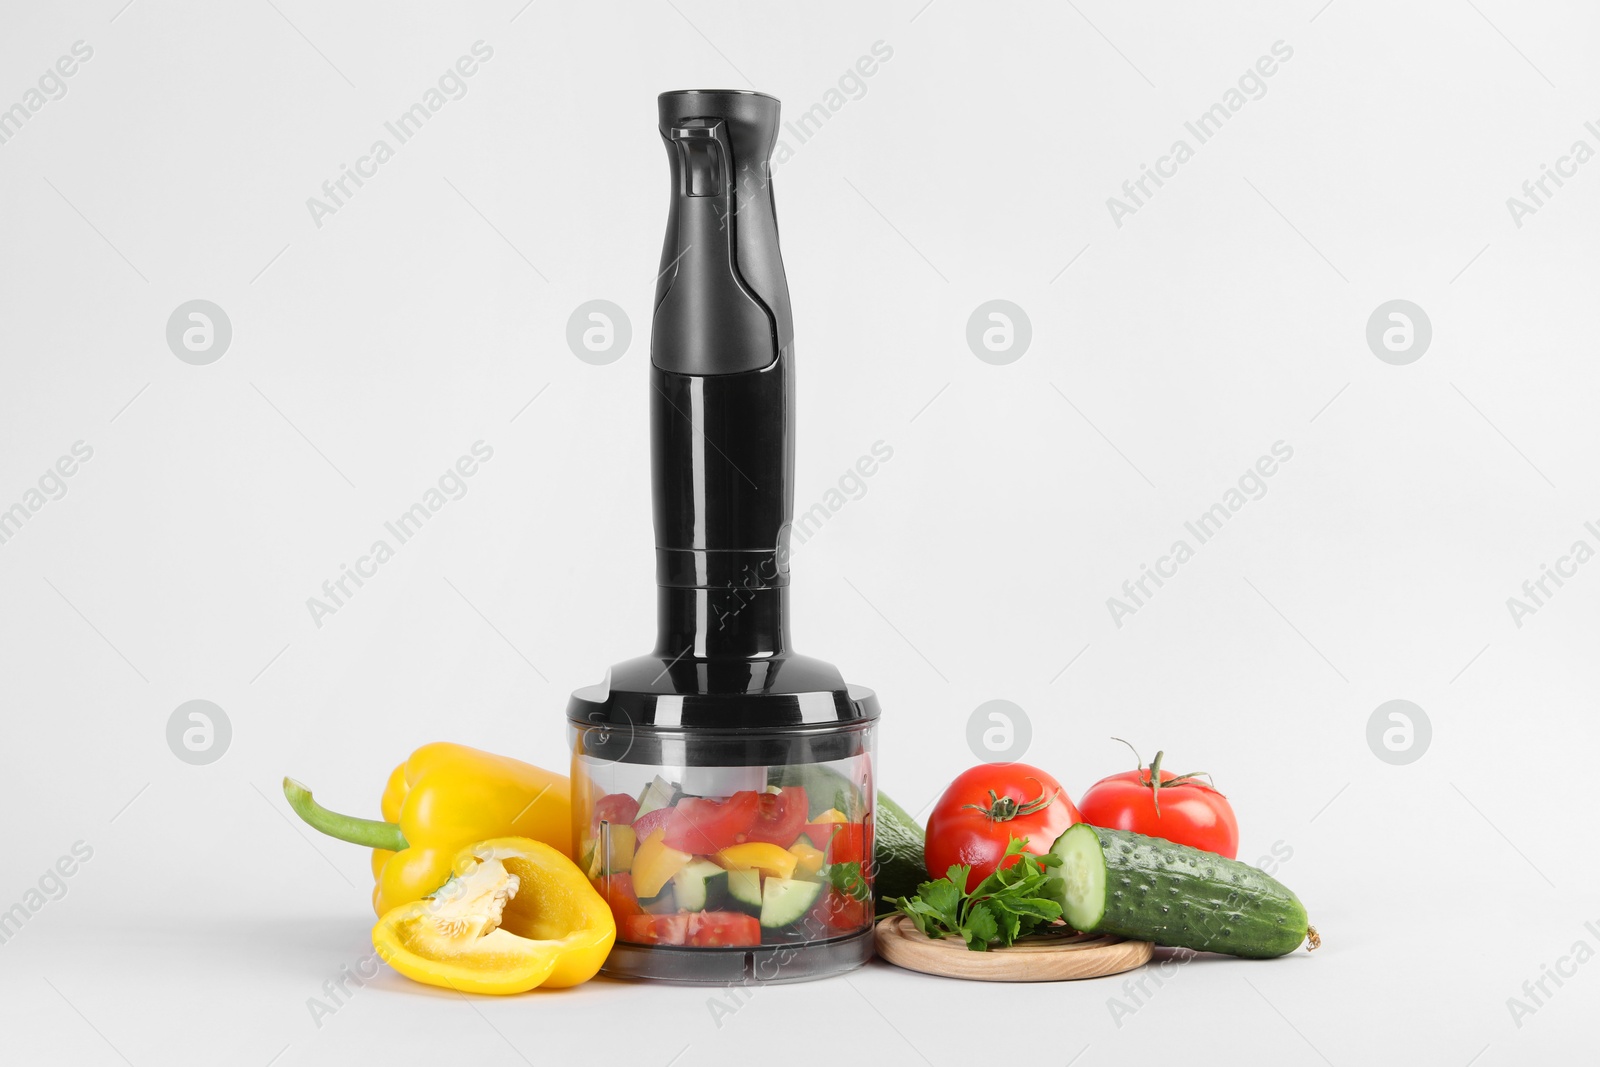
[787, 840, 826, 878]
[715, 841, 799, 880]
[632, 828, 693, 898]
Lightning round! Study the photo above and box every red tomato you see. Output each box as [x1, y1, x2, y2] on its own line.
[1078, 748, 1238, 859]
[592, 872, 642, 922]
[742, 787, 808, 848]
[593, 792, 640, 829]
[925, 763, 1081, 892]
[663, 791, 761, 854]
[622, 913, 689, 945]
[686, 911, 761, 947]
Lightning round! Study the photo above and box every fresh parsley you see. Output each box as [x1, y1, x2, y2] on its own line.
[824, 861, 872, 902]
[892, 838, 1065, 951]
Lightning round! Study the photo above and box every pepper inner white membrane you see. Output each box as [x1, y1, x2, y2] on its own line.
[423, 857, 519, 942]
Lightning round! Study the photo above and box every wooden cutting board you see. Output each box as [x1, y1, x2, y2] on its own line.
[874, 915, 1153, 982]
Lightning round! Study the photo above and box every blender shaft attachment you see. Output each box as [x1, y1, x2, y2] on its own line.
[652, 90, 795, 664]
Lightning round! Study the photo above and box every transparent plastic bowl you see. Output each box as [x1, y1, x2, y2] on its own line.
[570, 720, 876, 983]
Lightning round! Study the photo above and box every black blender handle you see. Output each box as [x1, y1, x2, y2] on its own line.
[653, 90, 793, 375]
[651, 90, 795, 660]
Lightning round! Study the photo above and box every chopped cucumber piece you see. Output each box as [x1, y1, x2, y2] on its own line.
[759, 876, 823, 929]
[672, 859, 729, 912]
[639, 884, 676, 915]
[727, 868, 763, 913]
[635, 775, 679, 818]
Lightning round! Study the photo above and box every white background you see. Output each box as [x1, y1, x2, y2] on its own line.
[2, 1, 1596, 1063]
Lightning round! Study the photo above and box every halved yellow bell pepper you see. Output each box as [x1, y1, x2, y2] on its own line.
[372, 837, 614, 994]
[284, 742, 572, 917]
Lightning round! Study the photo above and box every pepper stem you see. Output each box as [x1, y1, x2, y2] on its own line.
[283, 777, 408, 851]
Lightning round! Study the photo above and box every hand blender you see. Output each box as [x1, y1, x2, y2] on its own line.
[567, 90, 880, 983]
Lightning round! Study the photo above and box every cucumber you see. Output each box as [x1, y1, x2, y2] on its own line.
[767, 765, 860, 819]
[1049, 824, 1312, 959]
[759, 877, 823, 929]
[639, 885, 677, 915]
[672, 859, 728, 912]
[635, 775, 678, 818]
[872, 791, 926, 916]
[727, 868, 763, 913]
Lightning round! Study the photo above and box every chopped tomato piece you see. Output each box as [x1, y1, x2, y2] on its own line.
[622, 913, 689, 945]
[663, 791, 760, 854]
[686, 911, 761, 947]
[592, 872, 643, 922]
[821, 823, 866, 864]
[742, 786, 808, 848]
[811, 887, 870, 932]
[593, 792, 640, 829]
[802, 823, 838, 850]
[630, 806, 672, 841]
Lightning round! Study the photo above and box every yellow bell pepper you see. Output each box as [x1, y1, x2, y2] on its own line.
[787, 840, 826, 878]
[284, 742, 572, 917]
[631, 828, 692, 898]
[372, 837, 614, 994]
[584, 824, 636, 877]
[715, 841, 799, 880]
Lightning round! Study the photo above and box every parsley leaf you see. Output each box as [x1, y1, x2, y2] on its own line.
[824, 862, 872, 902]
[891, 838, 1064, 951]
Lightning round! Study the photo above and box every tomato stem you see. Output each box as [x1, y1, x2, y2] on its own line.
[1110, 738, 1220, 817]
[960, 780, 1059, 822]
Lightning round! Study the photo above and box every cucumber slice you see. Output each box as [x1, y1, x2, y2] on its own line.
[639, 884, 676, 915]
[759, 876, 823, 929]
[727, 868, 763, 913]
[1049, 824, 1312, 959]
[1053, 823, 1108, 931]
[672, 859, 729, 912]
[635, 775, 678, 818]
